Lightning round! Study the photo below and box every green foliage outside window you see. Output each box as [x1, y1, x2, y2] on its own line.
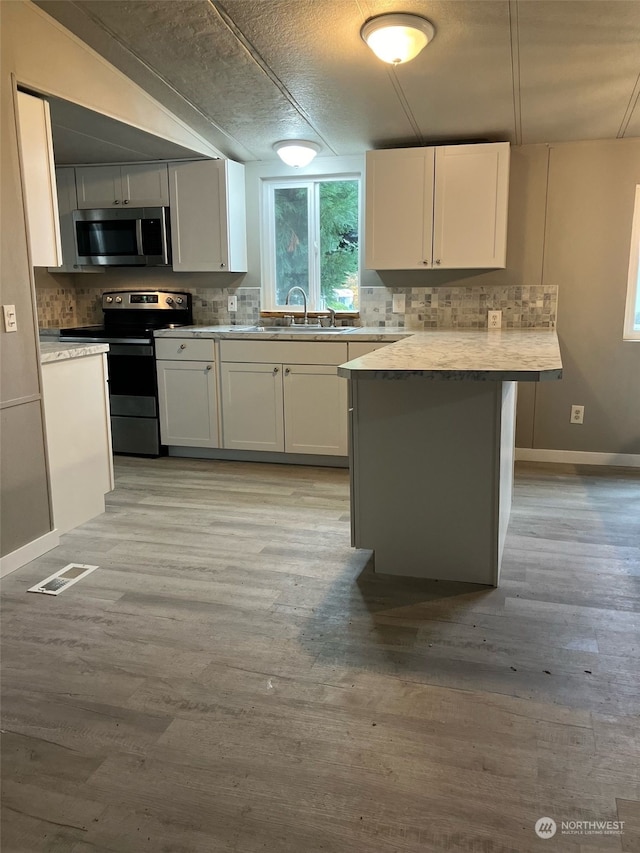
[273, 180, 359, 310]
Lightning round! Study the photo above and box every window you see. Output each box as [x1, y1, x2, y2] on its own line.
[623, 185, 640, 340]
[262, 176, 360, 312]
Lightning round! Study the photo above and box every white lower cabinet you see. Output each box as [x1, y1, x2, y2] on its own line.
[220, 362, 284, 451]
[42, 353, 114, 534]
[347, 342, 392, 359]
[220, 340, 349, 457]
[156, 339, 218, 447]
[283, 364, 347, 455]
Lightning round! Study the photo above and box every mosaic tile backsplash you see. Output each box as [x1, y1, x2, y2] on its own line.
[36, 280, 557, 331]
[36, 281, 262, 328]
[359, 285, 558, 329]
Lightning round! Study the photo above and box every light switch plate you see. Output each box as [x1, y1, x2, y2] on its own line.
[392, 293, 405, 313]
[3, 304, 17, 332]
[228, 295, 237, 312]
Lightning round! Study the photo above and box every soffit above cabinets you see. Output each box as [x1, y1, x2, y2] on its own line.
[34, 0, 640, 163]
[48, 97, 207, 164]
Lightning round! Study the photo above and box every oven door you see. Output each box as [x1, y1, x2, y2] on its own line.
[107, 343, 161, 455]
[73, 207, 170, 266]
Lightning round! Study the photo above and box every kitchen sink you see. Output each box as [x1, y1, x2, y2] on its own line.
[239, 325, 358, 334]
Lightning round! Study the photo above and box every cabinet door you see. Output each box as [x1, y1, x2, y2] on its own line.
[169, 160, 229, 272]
[283, 364, 348, 456]
[365, 147, 434, 270]
[16, 92, 62, 267]
[347, 342, 391, 360]
[220, 362, 284, 451]
[157, 360, 218, 447]
[122, 163, 169, 206]
[49, 167, 77, 272]
[433, 142, 510, 269]
[75, 165, 123, 208]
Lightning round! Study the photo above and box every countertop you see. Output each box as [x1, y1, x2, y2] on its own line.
[154, 325, 409, 342]
[338, 329, 562, 381]
[40, 341, 109, 364]
[153, 324, 562, 381]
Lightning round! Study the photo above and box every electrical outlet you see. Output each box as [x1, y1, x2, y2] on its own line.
[3, 304, 17, 332]
[488, 310, 502, 330]
[227, 295, 237, 312]
[570, 405, 584, 424]
[392, 293, 405, 313]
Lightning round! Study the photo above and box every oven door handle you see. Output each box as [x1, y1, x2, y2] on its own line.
[135, 219, 144, 256]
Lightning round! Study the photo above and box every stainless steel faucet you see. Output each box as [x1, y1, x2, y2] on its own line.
[285, 286, 308, 324]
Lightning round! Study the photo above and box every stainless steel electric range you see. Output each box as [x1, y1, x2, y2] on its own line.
[60, 290, 193, 456]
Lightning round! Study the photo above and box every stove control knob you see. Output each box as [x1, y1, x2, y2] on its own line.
[176, 297, 184, 304]
[115, 296, 122, 303]
[105, 296, 113, 303]
[166, 297, 174, 305]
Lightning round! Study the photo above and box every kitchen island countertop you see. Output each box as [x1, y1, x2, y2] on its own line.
[338, 328, 562, 382]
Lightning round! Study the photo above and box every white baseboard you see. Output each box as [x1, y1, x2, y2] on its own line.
[515, 448, 640, 468]
[0, 530, 60, 579]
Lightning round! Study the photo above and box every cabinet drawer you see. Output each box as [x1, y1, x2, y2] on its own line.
[220, 340, 348, 365]
[155, 338, 215, 361]
[347, 342, 391, 360]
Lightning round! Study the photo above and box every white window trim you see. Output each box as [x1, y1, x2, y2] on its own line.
[623, 184, 640, 341]
[260, 173, 361, 312]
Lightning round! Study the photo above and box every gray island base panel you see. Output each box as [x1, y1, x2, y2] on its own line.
[341, 330, 563, 586]
[350, 379, 516, 585]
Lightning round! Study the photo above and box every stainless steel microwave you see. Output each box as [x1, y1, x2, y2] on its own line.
[73, 207, 171, 266]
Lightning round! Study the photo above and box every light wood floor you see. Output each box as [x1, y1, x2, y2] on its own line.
[1, 458, 639, 853]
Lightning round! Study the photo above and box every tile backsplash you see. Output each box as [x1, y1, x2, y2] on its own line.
[35, 285, 78, 329]
[36, 275, 557, 331]
[359, 284, 557, 329]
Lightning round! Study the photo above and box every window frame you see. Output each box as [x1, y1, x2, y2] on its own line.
[260, 173, 361, 312]
[623, 184, 640, 341]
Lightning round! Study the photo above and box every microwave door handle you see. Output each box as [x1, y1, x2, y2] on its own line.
[135, 219, 144, 256]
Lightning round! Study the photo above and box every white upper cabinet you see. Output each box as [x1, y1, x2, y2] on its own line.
[365, 142, 510, 270]
[433, 143, 510, 269]
[49, 167, 102, 274]
[16, 91, 62, 268]
[365, 147, 435, 270]
[169, 159, 248, 273]
[75, 163, 169, 208]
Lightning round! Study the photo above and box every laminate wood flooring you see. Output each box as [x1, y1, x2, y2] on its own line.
[1, 458, 639, 853]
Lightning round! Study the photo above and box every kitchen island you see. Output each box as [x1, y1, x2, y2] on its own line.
[337, 329, 562, 586]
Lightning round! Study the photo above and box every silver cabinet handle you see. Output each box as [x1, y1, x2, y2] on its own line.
[273, 366, 279, 375]
[179, 343, 186, 350]
[422, 260, 429, 265]
[114, 200, 120, 204]
[220, 262, 226, 268]
[284, 367, 290, 376]
[206, 364, 212, 371]
[435, 259, 441, 265]
[124, 199, 130, 204]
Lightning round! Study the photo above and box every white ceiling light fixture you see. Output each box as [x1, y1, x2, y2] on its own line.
[273, 140, 321, 168]
[361, 13, 436, 65]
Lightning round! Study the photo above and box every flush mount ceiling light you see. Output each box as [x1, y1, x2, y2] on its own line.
[273, 140, 321, 168]
[361, 13, 435, 65]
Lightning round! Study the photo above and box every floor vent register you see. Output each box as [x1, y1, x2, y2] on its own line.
[28, 563, 99, 595]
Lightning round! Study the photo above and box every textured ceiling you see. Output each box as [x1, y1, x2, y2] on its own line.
[35, 0, 640, 163]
